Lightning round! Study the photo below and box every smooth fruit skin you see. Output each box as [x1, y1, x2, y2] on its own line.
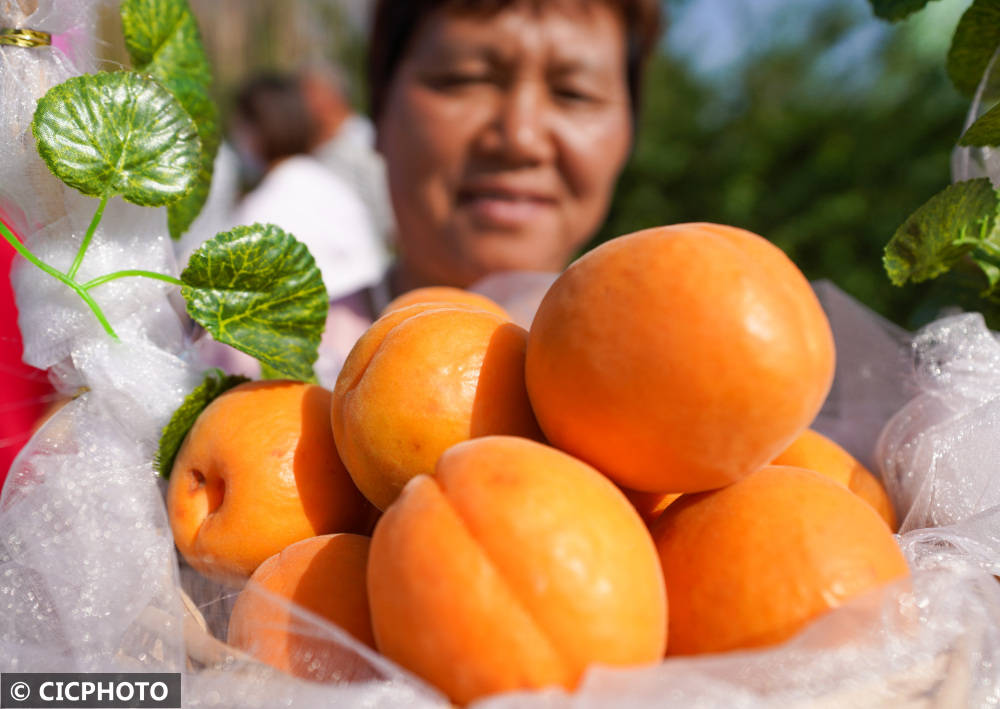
[367, 436, 667, 704]
[227, 533, 375, 682]
[525, 223, 836, 494]
[652, 465, 909, 656]
[167, 381, 370, 583]
[771, 428, 898, 530]
[381, 286, 511, 320]
[333, 305, 543, 510]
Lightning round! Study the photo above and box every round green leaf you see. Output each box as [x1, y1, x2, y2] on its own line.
[884, 178, 999, 286]
[122, 0, 220, 238]
[164, 78, 219, 239]
[947, 0, 1000, 99]
[180, 224, 328, 382]
[122, 0, 212, 87]
[959, 101, 1000, 146]
[31, 71, 201, 206]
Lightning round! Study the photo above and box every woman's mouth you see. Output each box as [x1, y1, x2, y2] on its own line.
[457, 187, 557, 228]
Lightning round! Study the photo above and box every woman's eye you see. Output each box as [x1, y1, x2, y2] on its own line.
[553, 85, 599, 104]
[431, 72, 492, 89]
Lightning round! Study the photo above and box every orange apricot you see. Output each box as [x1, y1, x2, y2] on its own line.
[167, 381, 370, 583]
[381, 285, 511, 319]
[332, 306, 543, 510]
[771, 428, 898, 530]
[367, 436, 667, 704]
[526, 223, 835, 494]
[652, 465, 909, 656]
[227, 533, 375, 682]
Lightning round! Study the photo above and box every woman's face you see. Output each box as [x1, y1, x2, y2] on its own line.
[377, 2, 632, 289]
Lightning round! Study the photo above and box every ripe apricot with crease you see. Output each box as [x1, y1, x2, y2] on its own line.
[367, 435, 667, 704]
[333, 305, 543, 510]
[381, 285, 510, 319]
[167, 381, 371, 584]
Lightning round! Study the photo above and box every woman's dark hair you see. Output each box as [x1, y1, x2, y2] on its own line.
[233, 73, 314, 164]
[367, 0, 663, 125]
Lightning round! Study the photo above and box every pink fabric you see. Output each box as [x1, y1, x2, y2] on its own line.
[49, 28, 89, 64]
[0, 218, 54, 488]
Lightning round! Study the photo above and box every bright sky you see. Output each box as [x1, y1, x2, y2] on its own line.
[665, 0, 972, 79]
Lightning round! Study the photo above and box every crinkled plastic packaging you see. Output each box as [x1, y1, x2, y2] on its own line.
[3, 7, 1000, 707]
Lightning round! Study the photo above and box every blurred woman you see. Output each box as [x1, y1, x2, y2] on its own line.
[325, 0, 662, 362]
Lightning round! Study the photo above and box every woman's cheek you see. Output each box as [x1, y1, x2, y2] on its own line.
[557, 109, 631, 195]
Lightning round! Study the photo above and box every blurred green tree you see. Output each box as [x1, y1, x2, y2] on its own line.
[594, 2, 969, 328]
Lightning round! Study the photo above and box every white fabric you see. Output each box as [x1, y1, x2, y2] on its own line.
[233, 154, 389, 300]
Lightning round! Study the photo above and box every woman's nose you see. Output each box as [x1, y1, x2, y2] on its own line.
[480, 82, 554, 166]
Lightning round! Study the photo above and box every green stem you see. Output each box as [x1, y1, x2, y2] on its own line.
[74, 286, 119, 340]
[0, 220, 71, 285]
[0, 218, 119, 340]
[82, 269, 184, 291]
[67, 194, 108, 280]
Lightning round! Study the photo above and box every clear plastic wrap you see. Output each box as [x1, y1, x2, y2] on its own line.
[878, 312, 1000, 574]
[0, 0, 98, 237]
[4, 5, 1000, 706]
[0, 0, 202, 679]
[810, 280, 914, 473]
[0, 0, 187, 372]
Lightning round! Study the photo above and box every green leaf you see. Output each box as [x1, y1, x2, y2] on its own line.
[167, 167, 211, 239]
[971, 252, 1000, 291]
[167, 133, 215, 239]
[884, 178, 999, 286]
[166, 79, 219, 240]
[122, 0, 220, 238]
[259, 362, 284, 380]
[259, 360, 319, 384]
[163, 78, 219, 239]
[32, 72, 200, 205]
[121, 0, 212, 86]
[181, 224, 328, 382]
[868, 0, 939, 21]
[155, 369, 249, 477]
[947, 0, 1000, 98]
[959, 101, 1000, 146]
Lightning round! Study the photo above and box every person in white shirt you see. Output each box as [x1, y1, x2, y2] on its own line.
[230, 73, 388, 301]
[300, 63, 396, 252]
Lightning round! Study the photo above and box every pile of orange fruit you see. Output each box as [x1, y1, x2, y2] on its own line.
[166, 223, 908, 704]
